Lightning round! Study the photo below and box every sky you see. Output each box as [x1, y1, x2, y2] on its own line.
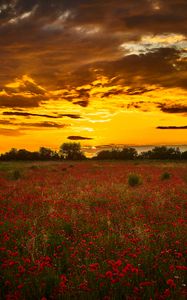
[0, 0, 187, 155]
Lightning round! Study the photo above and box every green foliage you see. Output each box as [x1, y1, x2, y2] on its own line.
[128, 173, 142, 186]
[161, 172, 171, 180]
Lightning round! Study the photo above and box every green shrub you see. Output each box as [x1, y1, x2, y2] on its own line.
[128, 173, 141, 187]
[63, 222, 73, 235]
[161, 172, 171, 180]
[10, 169, 22, 180]
[30, 165, 39, 170]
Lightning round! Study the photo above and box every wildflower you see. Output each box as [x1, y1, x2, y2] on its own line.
[18, 265, 25, 274]
[176, 265, 187, 271]
[115, 259, 122, 267]
[140, 281, 153, 287]
[9, 260, 17, 267]
[169, 265, 175, 272]
[166, 279, 176, 288]
[105, 271, 113, 278]
[17, 283, 24, 289]
[59, 274, 67, 291]
[133, 287, 140, 294]
[89, 263, 99, 272]
[79, 281, 89, 291]
[111, 278, 119, 284]
[5, 280, 11, 286]
[175, 252, 182, 258]
[163, 288, 171, 297]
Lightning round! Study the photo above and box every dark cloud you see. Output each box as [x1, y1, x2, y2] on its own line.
[101, 87, 155, 98]
[126, 87, 155, 95]
[158, 104, 187, 114]
[68, 136, 93, 140]
[20, 121, 68, 129]
[3, 111, 81, 119]
[0, 116, 69, 129]
[73, 100, 89, 107]
[101, 89, 124, 98]
[60, 114, 81, 119]
[0, 95, 43, 108]
[87, 47, 187, 90]
[0, 0, 186, 94]
[157, 126, 187, 129]
[3, 111, 59, 118]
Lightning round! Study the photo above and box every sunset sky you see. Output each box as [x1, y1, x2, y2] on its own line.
[0, 0, 187, 155]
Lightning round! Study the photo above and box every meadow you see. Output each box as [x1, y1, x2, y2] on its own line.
[0, 161, 186, 300]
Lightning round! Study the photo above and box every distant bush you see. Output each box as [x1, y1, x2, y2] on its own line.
[30, 165, 39, 170]
[10, 169, 22, 180]
[128, 173, 142, 187]
[63, 222, 73, 236]
[161, 172, 171, 180]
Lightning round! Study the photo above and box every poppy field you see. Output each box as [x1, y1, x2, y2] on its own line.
[0, 161, 186, 300]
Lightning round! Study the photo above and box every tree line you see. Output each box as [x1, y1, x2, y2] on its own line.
[0, 143, 86, 161]
[95, 146, 187, 160]
[0, 144, 187, 161]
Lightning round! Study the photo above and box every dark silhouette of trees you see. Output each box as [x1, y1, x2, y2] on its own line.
[0, 147, 57, 161]
[96, 147, 138, 160]
[0, 145, 186, 161]
[96, 150, 114, 160]
[120, 147, 138, 160]
[59, 142, 86, 160]
[181, 151, 187, 159]
[39, 147, 54, 160]
[139, 146, 181, 160]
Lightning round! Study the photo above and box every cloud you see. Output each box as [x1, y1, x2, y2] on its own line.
[20, 121, 69, 129]
[3, 111, 81, 119]
[82, 47, 187, 90]
[157, 126, 187, 129]
[0, 128, 22, 136]
[0, 75, 47, 108]
[158, 104, 187, 113]
[73, 100, 89, 107]
[0, 0, 186, 94]
[60, 114, 81, 119]
[0, 120, 12, 125]
[67, 136, 93, 140]
[0, 94, 43, 108]
[3, 111, 58, 118]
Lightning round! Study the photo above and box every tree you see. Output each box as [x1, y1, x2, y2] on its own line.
[139, 147, 182, 160]
[120, 147, 138, 160]
[59, 142, 86, 160]
[95, 147, 138, 160]
[39, 147, 54, 160]
[181, 151, 187, 159]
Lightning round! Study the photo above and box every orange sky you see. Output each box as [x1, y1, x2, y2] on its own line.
[0, 1, 187, 154]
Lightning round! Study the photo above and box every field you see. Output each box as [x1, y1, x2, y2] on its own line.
[0, 161, 186, 300]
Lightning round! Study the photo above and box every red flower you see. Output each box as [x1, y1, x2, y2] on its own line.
[169, 265, 175, 272]
[166, 279, 176, 288]
[163, 288, 171, 297]
[59, 274, 67, 291]
[105, 271, 113, 278]
[140, 281, 153, 287]
[18, 265, 25, 274]
[17, 283, 24, 289]
[89, 263, 99, 272]
[176, 265, 187, 270]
